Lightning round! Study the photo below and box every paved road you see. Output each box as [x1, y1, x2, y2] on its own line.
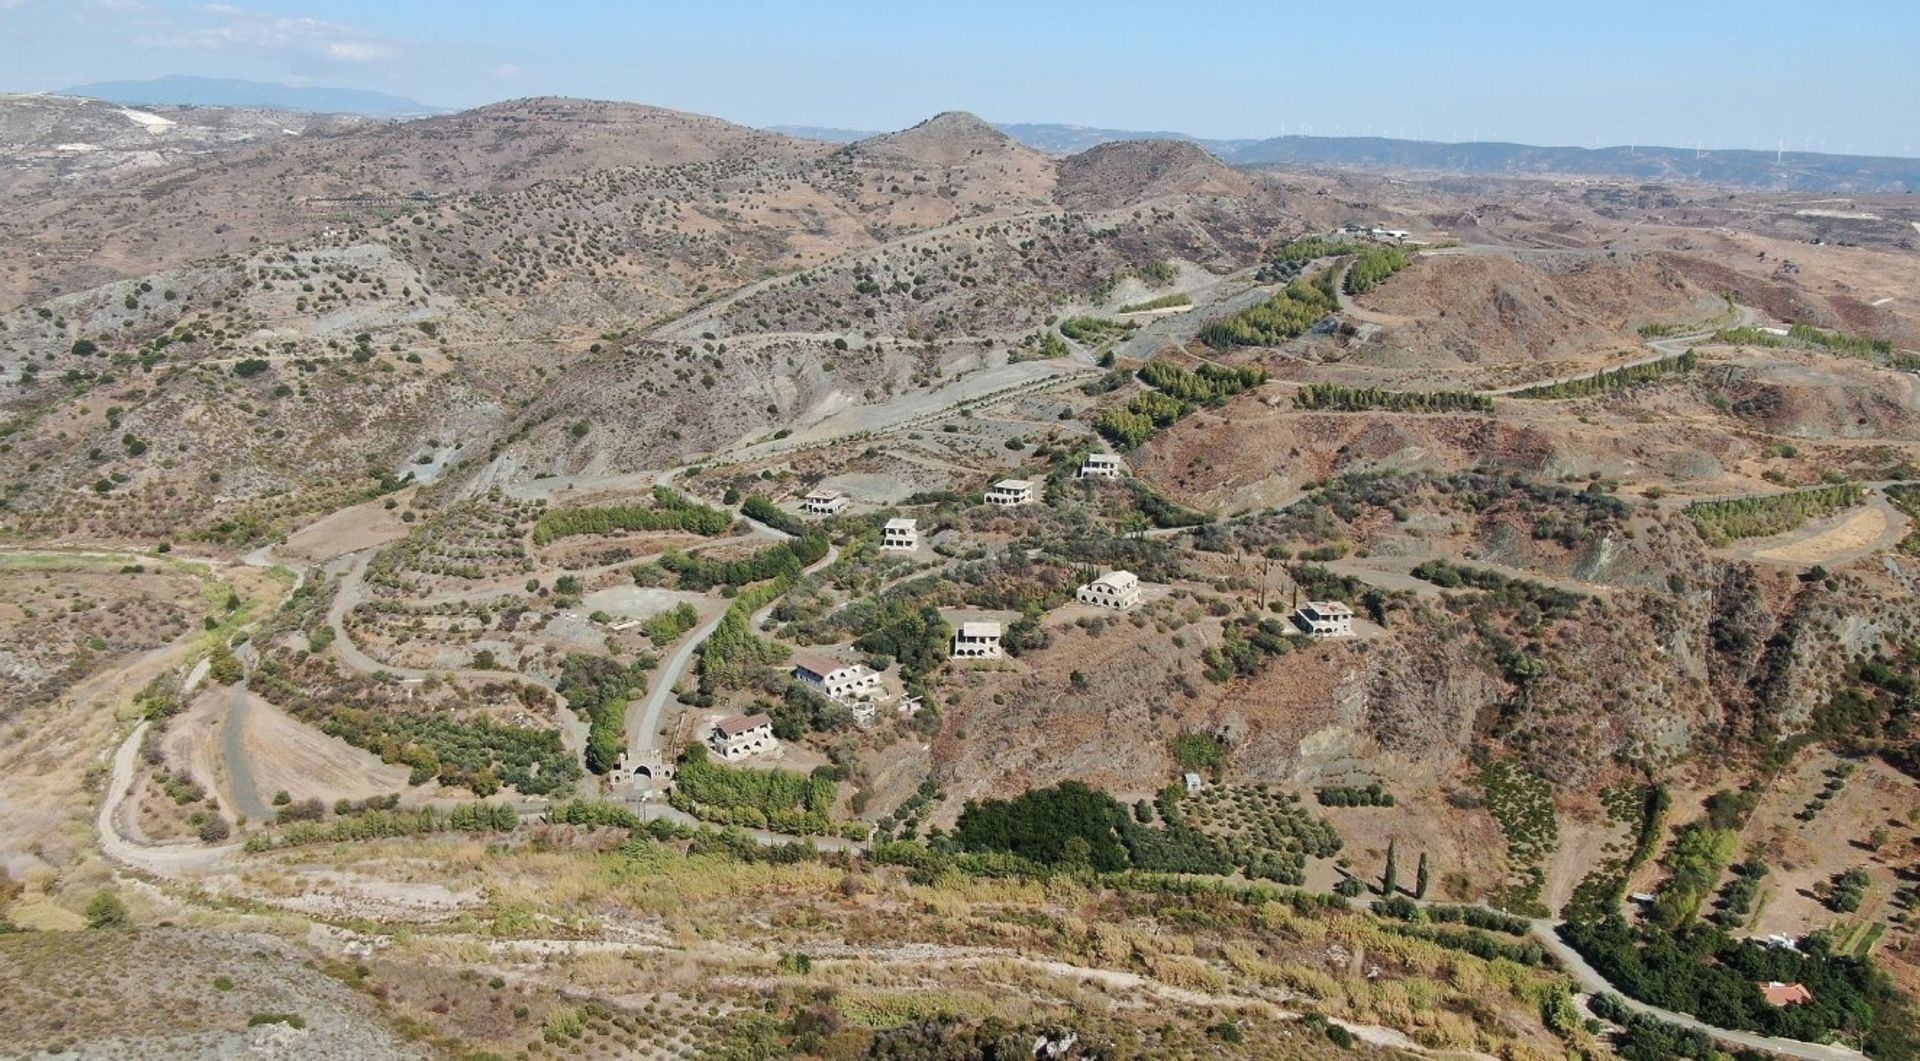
[219, 684, 274, 821]
[625, 541, 840, 761]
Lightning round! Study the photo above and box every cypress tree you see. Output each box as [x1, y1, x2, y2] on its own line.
[1415, 851, 1430, 899]
[1382, 839, 1399, 896]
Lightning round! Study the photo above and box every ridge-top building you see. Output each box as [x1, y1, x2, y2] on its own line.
[985, 479, 1035, 507]
[709, 713, 776, 761]
[881, 517, 918, 551]
[799, 488, 849, 516]
[1293, 600, 1354, 637]
[1076, 570, 1141, 610]
[950, 620, 1002, 659]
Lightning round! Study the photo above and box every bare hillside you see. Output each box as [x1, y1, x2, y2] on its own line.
[1054, 138, 1257, 210]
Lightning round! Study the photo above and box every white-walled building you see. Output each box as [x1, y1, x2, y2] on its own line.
[792, 656, 883, 704]
[1079, 453, 1125, 479]
[799, 489, 849, 516]
[1076, 570, 1142, 610]
[1293, 600, 1355, 637]
[709, 713, 777, 761]
[951, 620, 1003, 659]
[881, 517, 918, 551]
[985, 479, 1035, 507]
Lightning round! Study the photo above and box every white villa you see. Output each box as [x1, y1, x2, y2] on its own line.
[799, 489, 849, 516]
[881, 517, 918, 551]
[709, 713, 777, 761]
[951, 620, 1003, 659]
[985, 478, 1035, 507]
[1293, 600, 1355, 637]
[1076, 570, 1142, 610]
[792, 656, 883, 704]
[1079, 453, 1125, 479]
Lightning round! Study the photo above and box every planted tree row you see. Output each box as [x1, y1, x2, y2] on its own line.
[1294, 383, 1490, 413]
[1342, 245, 1410, 295]
[1137, 359, 1268, 404]
[1686, 482, 1865, 545]
[741, 494, 808, 536]
[1509, 352, 1697, 400]
[244, 802, 519, 852]
[1200, 270, 1339, 348]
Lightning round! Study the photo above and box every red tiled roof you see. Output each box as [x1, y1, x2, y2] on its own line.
[1762, 981, 1813, 1006]
[714, 713, 772, 738]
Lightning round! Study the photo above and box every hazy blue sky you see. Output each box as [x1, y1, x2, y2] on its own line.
[4, 0, 1917, 155]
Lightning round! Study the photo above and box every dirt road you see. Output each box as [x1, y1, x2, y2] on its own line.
[98, 720, 243, 876]
[1527, 921, 1865, 1061]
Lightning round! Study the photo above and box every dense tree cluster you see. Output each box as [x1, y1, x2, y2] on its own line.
[1687, 483, 1863, 546]
[557, 653, 655, 774]
[697, 578, 793, 693]
[533, 486, 731, 545]
[741, 494, 807, 536]
[670, 742, 853, 836]
[1342, 245, 1410, 295]
[659, 534, 828, 590]
[1136, 359, 1268, 404]
[851, 601, 950, 683]
[1562, 918, 1918, 1053]
[640, 601, 700, 644]
[1294, 383, 1491, 413]
[1510, 351, 1696, 400]
[1199, 270, 1338, 348]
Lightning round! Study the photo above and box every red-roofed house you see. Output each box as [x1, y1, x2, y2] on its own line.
[1762, 981, 1813, 1007]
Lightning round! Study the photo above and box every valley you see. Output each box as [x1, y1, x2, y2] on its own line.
[1, 88, 1919, 1060]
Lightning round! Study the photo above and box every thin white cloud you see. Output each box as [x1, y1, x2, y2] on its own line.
[327, 41, 392, 62]
[491, 63, 522, 79]
[135, 4, 397, 64]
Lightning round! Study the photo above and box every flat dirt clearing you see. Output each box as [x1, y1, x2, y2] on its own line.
[278, 492, 415, 561]
[1747, 501, 1904, 566]
[1740, 750, 1917, 945]
[161, 687, 412, 814]
[580, 585, 703, 621]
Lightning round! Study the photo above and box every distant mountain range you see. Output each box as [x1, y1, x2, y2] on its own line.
[42, 80, 1916, 191]
[779, 122, 1920, 193]
[63, 76, 444, 118]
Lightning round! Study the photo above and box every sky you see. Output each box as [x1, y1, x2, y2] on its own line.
[3, 0, 1918, 156]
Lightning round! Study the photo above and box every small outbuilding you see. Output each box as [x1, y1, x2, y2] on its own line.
[1762, 981, 1814, 1007]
